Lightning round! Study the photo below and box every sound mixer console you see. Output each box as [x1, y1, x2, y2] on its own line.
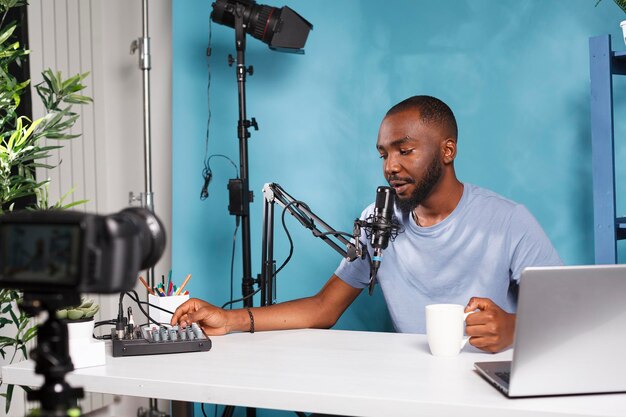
[112, 323, 211, 357]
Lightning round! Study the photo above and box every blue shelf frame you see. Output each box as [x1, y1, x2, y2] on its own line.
[589, 34, 626, 264]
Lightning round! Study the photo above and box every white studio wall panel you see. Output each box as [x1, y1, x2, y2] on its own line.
[20, 1, 173, 416]
[29, 0, 173, 218]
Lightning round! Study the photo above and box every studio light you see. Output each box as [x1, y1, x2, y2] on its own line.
[207, 5, 312, 414]
[211, 0, 313, 53]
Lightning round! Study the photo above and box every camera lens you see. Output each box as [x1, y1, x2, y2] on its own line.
[210, 0, 281, 45]
[118, 207, 166, 270]
[248, 4, 279, 44]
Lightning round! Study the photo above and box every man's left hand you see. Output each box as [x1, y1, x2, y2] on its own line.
[465, 297, 516, 353]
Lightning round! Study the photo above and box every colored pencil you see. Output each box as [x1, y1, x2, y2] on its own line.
[138, 276, 155, 295]
[175, 274, 192, 295]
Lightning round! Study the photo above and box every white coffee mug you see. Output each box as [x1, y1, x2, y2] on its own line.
[425, 304, 472, 357]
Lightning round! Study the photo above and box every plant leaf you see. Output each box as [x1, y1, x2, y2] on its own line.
[0, 22, 16, 46]
[4, 384, 13, 414]
[7, 307, 19, 328]
[615, 0, 626, 14]
[22, 325, 37, 343]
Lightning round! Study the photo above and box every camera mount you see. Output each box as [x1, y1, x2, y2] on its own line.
[21, 292, 84, 417]
[0, 207, 167, 417]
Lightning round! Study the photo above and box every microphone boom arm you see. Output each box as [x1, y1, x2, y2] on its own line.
[259, 183, 362, 306]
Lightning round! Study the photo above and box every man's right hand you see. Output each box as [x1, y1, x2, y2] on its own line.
[168, 275, 361, 335]
[170, 298, 231, 336]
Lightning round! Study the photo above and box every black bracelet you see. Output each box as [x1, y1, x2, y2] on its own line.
[246, 307, 255, 333]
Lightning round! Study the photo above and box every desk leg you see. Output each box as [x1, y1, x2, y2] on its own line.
[172, 401, 194, 417]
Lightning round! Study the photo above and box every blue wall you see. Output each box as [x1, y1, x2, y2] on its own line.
[173, 1, 626, 415]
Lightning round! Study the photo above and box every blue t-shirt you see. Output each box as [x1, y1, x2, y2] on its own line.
[335, 183, 562, 334]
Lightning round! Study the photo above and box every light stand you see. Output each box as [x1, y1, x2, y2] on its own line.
[211, 2, 312, 415]
[211, 0, 313, 309]
[129, 0, 173, 416]
[225, 3, 258, 309]
[129, 0, 156, 287]
[221, 7, 258, 417]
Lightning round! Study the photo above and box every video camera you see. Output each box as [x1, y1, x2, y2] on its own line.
[0, 207, 166, 417]
[0, 207, 166, 296]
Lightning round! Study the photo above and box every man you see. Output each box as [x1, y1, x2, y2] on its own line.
[171, 95, 562, 353]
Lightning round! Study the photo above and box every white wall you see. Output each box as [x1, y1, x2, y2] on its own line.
[28, 1, 172, 248]
[2, 1, 172, 416]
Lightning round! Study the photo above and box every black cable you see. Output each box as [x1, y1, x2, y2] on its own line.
[94, 291, 175, 338]
[199, 20, 238, 201]
[93, 320, 116, 340]
[94, 319, 116, 327]
[113, 292, 126, 339]
[201, 403, 221, 417]
[229, 219, 239, 309]
[201, 154, 239, 200]
[274, 200, 298, 276]
[220, 201, 298, 309]
[221, 286, 261, 309]
[201, 18, 214, 200]
[199, 20, 240, 201]
[125, 290, 176, 326]
[94, 290, 167, 339]
[117, 292, 124, 317]
[283, 200, 354, 241]
[315, 230, 354, 239]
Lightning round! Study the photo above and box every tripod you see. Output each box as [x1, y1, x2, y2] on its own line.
[21, 292, 84, 417]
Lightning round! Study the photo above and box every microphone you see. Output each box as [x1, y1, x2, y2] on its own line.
[367, 186, 397, 295]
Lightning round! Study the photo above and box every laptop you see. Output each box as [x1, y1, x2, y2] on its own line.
[474, 264, 626, 397]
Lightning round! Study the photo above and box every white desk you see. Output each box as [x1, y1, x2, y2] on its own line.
[2, 329, 625, 417]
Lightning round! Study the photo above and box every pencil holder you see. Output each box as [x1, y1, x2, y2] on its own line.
[148, 294, 189, 325]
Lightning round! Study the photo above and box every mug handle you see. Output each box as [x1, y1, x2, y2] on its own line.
[460, 310, 475, 349]
[460, 336, 470, 349]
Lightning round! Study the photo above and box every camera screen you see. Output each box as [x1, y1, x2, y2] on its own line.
[0, 223, 82, 286]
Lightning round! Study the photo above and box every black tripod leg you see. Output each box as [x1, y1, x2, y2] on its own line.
[222, 406, 235, 417]
[221, 406, 256, 417]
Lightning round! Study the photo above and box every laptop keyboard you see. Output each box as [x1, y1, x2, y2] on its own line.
[495, 371, 510, 384]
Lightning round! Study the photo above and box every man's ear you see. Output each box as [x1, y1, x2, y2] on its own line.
[442, 138, 457, 164]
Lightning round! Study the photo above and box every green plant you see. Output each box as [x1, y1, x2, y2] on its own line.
[0, 289, 35, 412]
[56, 298, 100, 321]
[596, 0, 626, 14]
[0, 1, 92, 413]
[0, 68, 92, 212]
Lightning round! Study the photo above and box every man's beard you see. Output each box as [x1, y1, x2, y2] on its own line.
[394, 155, 443, 214]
